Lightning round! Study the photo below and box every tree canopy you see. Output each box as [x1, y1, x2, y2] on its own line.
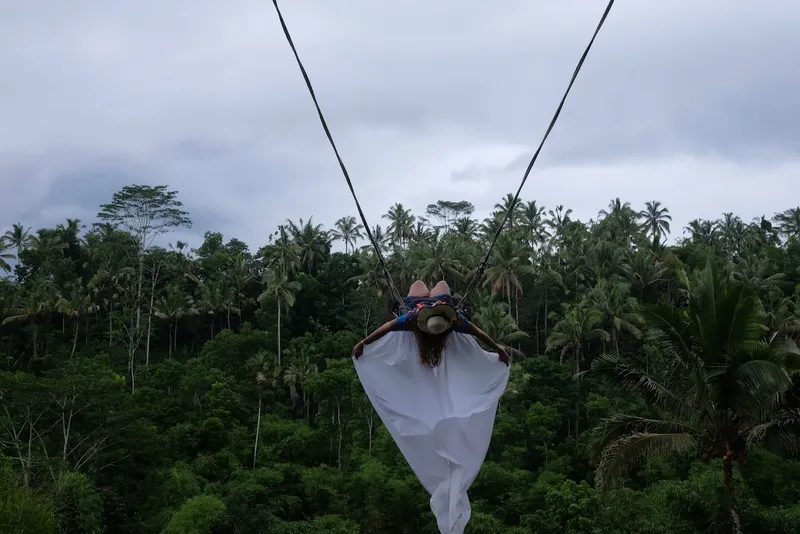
[2, 187, 800, 533]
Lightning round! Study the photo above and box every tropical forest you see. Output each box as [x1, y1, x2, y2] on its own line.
[2, 184, 800, 534]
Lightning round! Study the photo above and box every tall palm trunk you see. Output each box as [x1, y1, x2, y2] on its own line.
[543, 286, 549, 341]
[574, 345, 581, 439]
[128, 313, 137, 394]
[167, 323, 173, 359]
[136, 254, 144, 333]
[253, 390, 263, 468]
[31, 320, 38, 360]
[336, 400, 343, 470]
[723, 459, 743, 534]
[108, 299, 113, 348]
[534, 296, 541, 352]
[145, 269, 158, 366]
[70, 321, 79, 361]
[277, 299, 282, 367]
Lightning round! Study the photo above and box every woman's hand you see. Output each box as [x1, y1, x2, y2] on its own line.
[353, 341, 366, 358]
[497, 347, 510, 366]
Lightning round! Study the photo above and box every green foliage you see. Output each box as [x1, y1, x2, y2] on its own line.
[2, 186, 800, 532]
[0, 460, 55, 534]
[161, 495, 225, 534]
[97, 185, 191, 250]
[54, 472, 104, 534]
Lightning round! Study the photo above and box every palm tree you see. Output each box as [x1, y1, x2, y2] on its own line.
[479, 215, 504, 239]
[0, 237, 15, 274]
[547, 302, 610, 438]
[56, 218, 85, 245]
[588, 241, 625, 282]
[55, 284, 99, 360]
[598, 197, 631, 221]
[382, 203, 415, 248]
[413, 232, 465, 287]
[520, 200, 551, 256]
[153, 286, 199, 358]
[684, 218, 717, 247]
[362, 224, 390, 253]
[331, 216, 364, 254]
[220, 285, 241, 331]
[588, 280, 642, 355]
[3, 223, 37, 255]
[622, 250, 667, 301]
[547, 303, 610, 373]
[283, 350, 318, 421]
[493, 193, 524, 231]
[453, 217, 479, 240]
[88, 265, 135, 348]
[197, 281, 227, 339]
[263, 225, 302, 276]
[258, 269, 301, 367]
[286, 217, 330, 273]
[586, 262, 800, 534]
[472, 295, 529, 350]
[773, 207, 800, 241]
[2, 280, 54, 361]
[716, 213, 746, 259]
[2, 223, 39, 274]
[546, 205, 573, 245]
[749, 215, 780, 249]
[409, 220, 433, 244]
[226, 254, 255, 328]
[639, 201, 672, 248]
[535, 252, 564, 347]
[730, 255, 784, 299]
[349, 251, 389, 299]
[483, 234, 534, 319]
[598, 198, 640, 248]
[760, 292, 799, 339]
[247, 350, 276, 468]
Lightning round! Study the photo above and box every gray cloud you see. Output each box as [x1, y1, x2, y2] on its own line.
[1, 0, 799, 252]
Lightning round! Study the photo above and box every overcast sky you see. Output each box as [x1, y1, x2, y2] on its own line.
[1, 0, 798, 251]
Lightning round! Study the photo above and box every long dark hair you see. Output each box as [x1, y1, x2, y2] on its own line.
[412, 327, 450, 367]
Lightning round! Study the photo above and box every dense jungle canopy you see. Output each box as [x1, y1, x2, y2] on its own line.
[2, 184, 800, 534]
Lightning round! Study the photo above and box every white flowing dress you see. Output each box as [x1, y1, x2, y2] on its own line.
[353, 331, 510, 534]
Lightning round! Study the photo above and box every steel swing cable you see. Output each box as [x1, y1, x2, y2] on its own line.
[272, 0, 616, 311]
[271, 0, 406, 309]
[456, 0, 616, 310]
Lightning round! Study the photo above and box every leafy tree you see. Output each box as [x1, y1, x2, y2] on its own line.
[97, 185, 191, 383]
[0, 462, 55, 534]
[161, 494, 226, 534]
[588, 262, 800, 533]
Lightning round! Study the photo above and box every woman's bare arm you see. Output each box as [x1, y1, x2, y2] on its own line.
[363, 318, 399, 345]
[465, 322, 500, 350]
[353, 318, 398, 357]
[465, 322, 509, 365]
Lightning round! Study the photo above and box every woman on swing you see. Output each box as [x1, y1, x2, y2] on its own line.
[353, 280, 510, 367]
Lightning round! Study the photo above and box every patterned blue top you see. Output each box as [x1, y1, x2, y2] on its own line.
[402, 293, 453, 308]
[395, 309, 471, 334]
